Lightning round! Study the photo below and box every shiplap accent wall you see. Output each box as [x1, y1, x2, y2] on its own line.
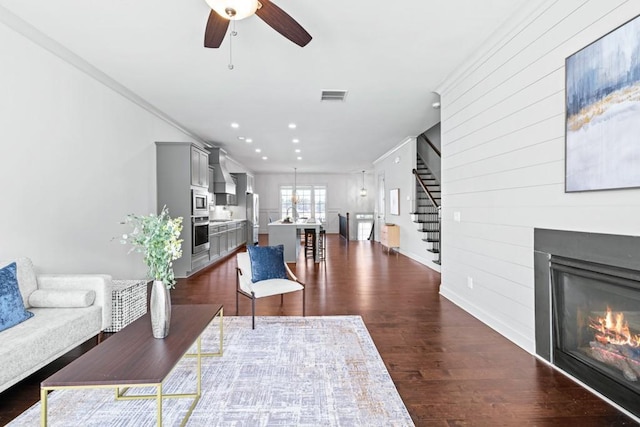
[438, 0, 640, 352]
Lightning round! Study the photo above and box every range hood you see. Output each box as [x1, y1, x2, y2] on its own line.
[210, 148, 236, 196]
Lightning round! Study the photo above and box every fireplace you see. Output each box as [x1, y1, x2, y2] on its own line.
[534, 229, 640, 419]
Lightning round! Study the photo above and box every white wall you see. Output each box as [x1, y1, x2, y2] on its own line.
[0, 20, 199, 278]
[253, 172, 375, 237]
[438, 0, 640, 353]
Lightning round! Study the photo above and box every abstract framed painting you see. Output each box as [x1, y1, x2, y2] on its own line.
[565, 14, 640, 192]
[389, 188, 399, 215]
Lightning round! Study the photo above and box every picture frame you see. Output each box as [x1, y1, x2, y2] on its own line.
[565, 14, 640, 192]
[389, 188, 399, 215]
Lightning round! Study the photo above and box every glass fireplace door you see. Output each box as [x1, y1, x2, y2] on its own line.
[551, 256, 640, 416]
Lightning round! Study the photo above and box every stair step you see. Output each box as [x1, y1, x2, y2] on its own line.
[417, 151, 441, 257]
[432, 260, 441, 265]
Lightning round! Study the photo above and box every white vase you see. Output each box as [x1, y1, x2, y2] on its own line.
[150, 280, 171, 339]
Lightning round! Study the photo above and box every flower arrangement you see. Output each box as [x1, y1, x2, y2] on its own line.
[119, 206, 183, 288]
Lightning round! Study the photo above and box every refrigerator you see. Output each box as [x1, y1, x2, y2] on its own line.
[247, 193, 259, 245]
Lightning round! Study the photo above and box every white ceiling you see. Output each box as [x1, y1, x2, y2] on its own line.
[0, 0, 535, 174]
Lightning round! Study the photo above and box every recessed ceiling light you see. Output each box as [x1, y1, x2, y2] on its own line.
[231, 122, 239, 129]
[262, 156, 268, 160]
[237, 136, 245, 140]
[295, 149, 301, 153]
[255, 148, 261, 153]
[245, 138, 253, 143]
[292, 139, 299, 143]
[288, 123, 297, 129]
[297, 156, 302, 160]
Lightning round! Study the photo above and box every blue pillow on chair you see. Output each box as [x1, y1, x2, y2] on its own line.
[0, 262, 34, 332]
[247, 245, 288, 283]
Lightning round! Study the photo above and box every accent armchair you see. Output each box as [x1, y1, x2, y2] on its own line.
[236, 248, 305, 329]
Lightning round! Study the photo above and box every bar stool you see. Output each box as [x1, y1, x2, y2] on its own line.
[318, 228, 326, 260]
[304, 228, 316, 261]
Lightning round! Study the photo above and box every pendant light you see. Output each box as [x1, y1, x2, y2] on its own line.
[360, 170, 367, 197]
[292, 167, 299, 204]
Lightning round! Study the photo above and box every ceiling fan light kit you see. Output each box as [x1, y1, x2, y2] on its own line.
[204, 0, 312, 49]
[205, 0, 258, 20]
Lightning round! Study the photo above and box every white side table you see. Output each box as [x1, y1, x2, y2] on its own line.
[104, 279, 148, 333]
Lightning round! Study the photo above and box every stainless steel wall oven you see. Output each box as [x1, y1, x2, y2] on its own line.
[192, 216, 210, 254]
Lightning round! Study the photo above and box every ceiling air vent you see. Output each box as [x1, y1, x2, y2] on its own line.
[321, 90, 348, 102]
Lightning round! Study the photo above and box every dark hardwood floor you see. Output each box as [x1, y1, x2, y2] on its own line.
[0, 234, 635, 426]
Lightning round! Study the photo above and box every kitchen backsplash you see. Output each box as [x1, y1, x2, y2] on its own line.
[210, 205, 242, 220]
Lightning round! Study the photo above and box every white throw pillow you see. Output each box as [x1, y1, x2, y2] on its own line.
[28, 289, 96, 308]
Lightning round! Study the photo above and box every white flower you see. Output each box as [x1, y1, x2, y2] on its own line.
[118, 206, 183, 288]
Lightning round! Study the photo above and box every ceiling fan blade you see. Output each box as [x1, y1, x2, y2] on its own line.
[255, 0, 312, 47]
[204, 10, 230, 48]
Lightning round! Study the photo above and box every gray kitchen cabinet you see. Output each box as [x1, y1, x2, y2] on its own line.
[219, 226, 228, 255]
[245, 174, 255, 194]
[208, 166, 215, 196]
[237, 222, 247, 246]
[190, 145, 209, 188]
[209, 224, 223, 261]
[156, 142, 210, 278]
[228, 175, 238, 206]
[227, 223, 237, 250]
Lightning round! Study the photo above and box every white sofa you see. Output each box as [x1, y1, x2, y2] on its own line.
[0, 257, 112, 393]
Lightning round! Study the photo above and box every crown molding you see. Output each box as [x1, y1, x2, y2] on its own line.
[0, 5, 211, 147]
[373, 136, 415, 166]
[435, 0, 557, 95]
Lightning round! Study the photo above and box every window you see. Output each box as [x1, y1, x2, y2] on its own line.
[280, 185, 326, 222]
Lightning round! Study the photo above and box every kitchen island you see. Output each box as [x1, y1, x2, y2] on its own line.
[267, 219, 323, 263]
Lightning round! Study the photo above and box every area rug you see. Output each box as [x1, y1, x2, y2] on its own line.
[9, 316, 414, 426]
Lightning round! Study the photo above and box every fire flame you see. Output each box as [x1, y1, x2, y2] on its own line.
[589, 306, 640, 347]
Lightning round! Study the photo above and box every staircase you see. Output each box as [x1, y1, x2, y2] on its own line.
[412, 154, 441, 265]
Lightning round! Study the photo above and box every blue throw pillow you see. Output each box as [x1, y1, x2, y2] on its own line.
[0, 262, 34, 332]
[247, 245, 288, 283]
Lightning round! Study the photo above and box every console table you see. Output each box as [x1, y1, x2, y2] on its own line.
[381, 223, 400, 254]
[40, 304, 223, 426]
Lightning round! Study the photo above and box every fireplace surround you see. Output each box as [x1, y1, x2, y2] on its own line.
[534, 229, 640, 419]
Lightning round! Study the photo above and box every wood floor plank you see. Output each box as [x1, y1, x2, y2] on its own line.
[0, 234, 634, 425]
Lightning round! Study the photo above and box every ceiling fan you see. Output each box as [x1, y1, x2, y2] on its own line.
[204, 0, 312, 48]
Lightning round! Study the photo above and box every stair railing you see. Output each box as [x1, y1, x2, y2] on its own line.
[338, 212, 349, 242]
[413, 160, 442, 266]
[422, 134, 441, 157]
[437, 206, 442, 265]
[412, 169, 439, 208]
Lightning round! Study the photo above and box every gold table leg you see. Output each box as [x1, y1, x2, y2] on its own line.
[40, 388, 47, 427]
[156, 383, 162, 427]
[39, 307, 223, 426]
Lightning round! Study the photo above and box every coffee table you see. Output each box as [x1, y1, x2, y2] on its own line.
[40, 304, 223, 427]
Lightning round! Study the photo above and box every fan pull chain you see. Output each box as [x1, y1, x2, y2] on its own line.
[228, 21, 237, 70]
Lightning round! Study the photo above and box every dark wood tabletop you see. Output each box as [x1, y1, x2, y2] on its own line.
[42, 304, 222, 388]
